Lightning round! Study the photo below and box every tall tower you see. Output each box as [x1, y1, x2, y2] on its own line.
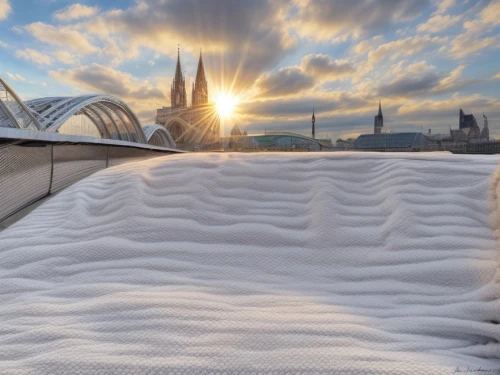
[374, 100, 383, 134]
[480, 112, 489, 139]
[171, 46, 187, 108]
[312, 105, 316, 139]
[192, 50, 208, 106]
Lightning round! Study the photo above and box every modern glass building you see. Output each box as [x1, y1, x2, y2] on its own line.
[221, 132, 333, 151]
[355, 132, 439, 151]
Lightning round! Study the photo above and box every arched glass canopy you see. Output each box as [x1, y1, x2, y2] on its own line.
[0, 77, 176, 149]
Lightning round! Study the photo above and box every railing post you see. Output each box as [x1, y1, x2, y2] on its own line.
[106, 146, 110, 168]
[48, 144, 54, 195]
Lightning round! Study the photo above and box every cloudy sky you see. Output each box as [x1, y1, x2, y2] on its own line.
[0, 0, 499, 138]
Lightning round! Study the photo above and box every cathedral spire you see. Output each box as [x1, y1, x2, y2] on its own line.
[312, 105, 316, 139]
[195, 49, 207, 83]
[174, 45, 183, 83]
[171, 45, 186, 108]
[374, 101, 383, 134]
[192, 47, 208, 106]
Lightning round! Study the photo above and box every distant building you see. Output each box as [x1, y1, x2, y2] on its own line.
[335, 138, 355, 149]
[374, 101, 383, 134]
[480, 113, 489, 139]
[222, 132, 332, 151]
[353, 106, 494, 153]
[355, 132, 438, 151]
[312, 106, 316, 139]
[447, 109, 490, 143]
[230, 124, 242, 136]
[156, 47, 219, 146]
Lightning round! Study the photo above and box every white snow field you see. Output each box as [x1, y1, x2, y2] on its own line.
[0, 152, 499, 375]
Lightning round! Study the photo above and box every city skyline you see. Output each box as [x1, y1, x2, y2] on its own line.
[0, 0, 499, 138]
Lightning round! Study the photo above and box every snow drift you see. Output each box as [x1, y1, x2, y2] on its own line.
[0, 152, 499, 375]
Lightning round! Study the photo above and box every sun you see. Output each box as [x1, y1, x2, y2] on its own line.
[215, 94, 237, 118]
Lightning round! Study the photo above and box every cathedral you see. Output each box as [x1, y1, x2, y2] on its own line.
[156, 47, 219, 146]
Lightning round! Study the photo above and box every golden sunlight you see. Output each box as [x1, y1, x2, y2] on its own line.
[215, 94, 237, 118]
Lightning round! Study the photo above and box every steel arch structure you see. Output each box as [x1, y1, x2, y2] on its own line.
[142, 124, 177, 148]
[0, 77, 177, 149]
[164, 116, 201, 143]
[0, 77, 41, 130]
[25, 95, 147, 143]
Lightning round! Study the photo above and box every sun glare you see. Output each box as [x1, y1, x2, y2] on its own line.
[215, 94, 237, 118]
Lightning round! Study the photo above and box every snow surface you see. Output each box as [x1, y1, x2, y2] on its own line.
[0, 152, 499, 375]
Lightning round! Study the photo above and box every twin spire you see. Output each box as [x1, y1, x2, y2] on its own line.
[171, 45, 186, 108]
[170, 46, 208, 108]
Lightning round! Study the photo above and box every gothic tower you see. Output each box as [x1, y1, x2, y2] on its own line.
[312, 105, 316, 139]
[192, 50, 208, 106]
[171, 46, 187, 108]
[374, 101, 383, 134]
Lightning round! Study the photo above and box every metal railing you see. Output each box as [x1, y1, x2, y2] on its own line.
[0, 142, 174, 223]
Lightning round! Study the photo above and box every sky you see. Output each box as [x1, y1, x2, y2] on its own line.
[0, 0, 499, 139]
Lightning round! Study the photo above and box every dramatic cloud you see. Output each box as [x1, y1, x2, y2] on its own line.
[255, 66, 315, 98]
[464, 0, 500, 34]
[417, 14, 461, 33]
[82, 0, 296, 92]
[449, 1, 500, 59]
[383, 60, 436, 80]
[48, 64, 165, 100]
[48, 64, 168, 123]
[25, 22, 98, 55]
[300, 55, 355, 80]
[253, 54, 356, 98]
[15, 48, 52, 65]
[53, 50, 77, 65]
[398, 93, 499, 118]
[354, 34, 447, 81]
[352, 35, 384, 55]
[378, 73, 442, 97]
[367, 35, 447, 64]
[0, 0, 11, 21]
[435, 0, 456, 14]
[293, 0, 431, 41]
[449, 34, 498, 59]
[54, 4, 100, 21]
[405, 61, 436, 75]
[433, 65, 467, 93]
[361, 62, 469, 99]
[241, 91, 370, 120]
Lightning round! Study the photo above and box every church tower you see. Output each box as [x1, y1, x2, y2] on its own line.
[374, 101, 383, 134]
[192, 50, 208, 106]
[312, 105, 316, 139]
[171, 46, 187, 108]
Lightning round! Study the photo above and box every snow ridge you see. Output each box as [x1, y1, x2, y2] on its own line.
[0, 152, 499, 374]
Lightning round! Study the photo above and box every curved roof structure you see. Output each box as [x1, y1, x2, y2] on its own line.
[355, 132, 437, 150]
[25, 95, 147, 143]
[142, 124, 177, 148]
[0, 77, 176, 149]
